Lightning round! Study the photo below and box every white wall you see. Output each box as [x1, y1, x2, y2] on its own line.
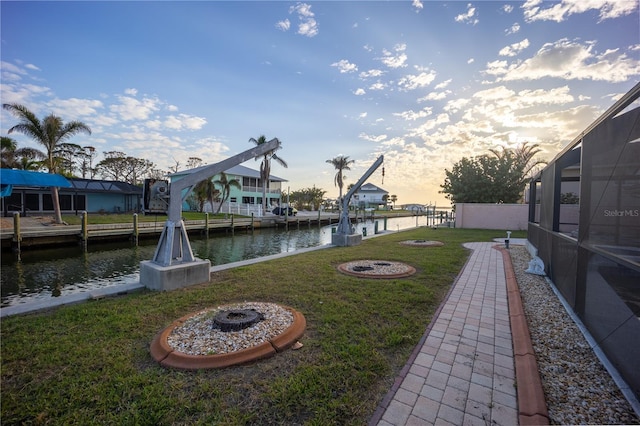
[455, 203, 529, 230]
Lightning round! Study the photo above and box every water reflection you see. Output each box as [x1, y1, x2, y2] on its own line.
[1, 216, 425, 307]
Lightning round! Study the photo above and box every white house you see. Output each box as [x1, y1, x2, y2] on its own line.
[168, 164, 287, 215]
[351, 183, 388, 208]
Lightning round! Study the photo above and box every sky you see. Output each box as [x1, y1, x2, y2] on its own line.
[1, 0, 639, 207]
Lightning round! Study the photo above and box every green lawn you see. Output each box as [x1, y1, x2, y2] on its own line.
[61, 211, 230, 225]
[1, 228, 524, 425]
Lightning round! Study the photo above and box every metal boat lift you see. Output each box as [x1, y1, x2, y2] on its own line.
[332, 155, 384, 246]
[140, 139, 281, 290]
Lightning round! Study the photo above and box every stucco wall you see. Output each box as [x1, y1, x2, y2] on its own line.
[455, 203, 529, 230]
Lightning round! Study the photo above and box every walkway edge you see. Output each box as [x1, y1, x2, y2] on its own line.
[495, 245, 549, 425]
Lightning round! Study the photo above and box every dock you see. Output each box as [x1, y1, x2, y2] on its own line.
[0, 212, 347, 250]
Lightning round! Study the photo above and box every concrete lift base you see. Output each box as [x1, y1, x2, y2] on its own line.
[140, 259, 211, 291]
[332, 233, 362, 247]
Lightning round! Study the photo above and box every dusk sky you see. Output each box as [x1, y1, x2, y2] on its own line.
[1, 0, 638, 207]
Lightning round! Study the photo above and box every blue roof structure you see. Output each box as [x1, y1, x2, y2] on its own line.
[0, 169, 71, 197]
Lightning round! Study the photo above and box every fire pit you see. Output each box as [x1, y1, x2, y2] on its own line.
[399, 240, 444, 247]
[150, 302, 306, 370]
[337, 260, 416, 278]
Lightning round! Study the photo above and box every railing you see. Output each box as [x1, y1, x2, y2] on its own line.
[241, 186, 281, 194]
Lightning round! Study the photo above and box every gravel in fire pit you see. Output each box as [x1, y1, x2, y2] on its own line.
[167, 302, 293, 356]
[337, 260, 416, 278]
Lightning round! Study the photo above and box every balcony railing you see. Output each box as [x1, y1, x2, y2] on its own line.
[242, 186, 281, 194]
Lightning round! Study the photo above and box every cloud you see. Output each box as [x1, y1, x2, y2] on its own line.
[523, 0, 638, 22]
[485, 39, 640, 83]
[472, 85, 574, 109]
[505, 23, 520, 35]
[418, 90, 451, 101]
[434, 79, 452, 90]
[359, 69, 385, 79]
[393, 107, 433, 121]
[503, 5, 514, 13]
[359, 132, 387, 142]
[443, 97, 471, 114]
[353, 88, 366, 95]
[412, 0, 423, 13]
[455, 3, 479, 25]
[378, 44, 408, 68]
[275, 19, 290, 31]
[110, 95, 161, 121]
[124, 88, 138, 96]
[47, 98, 104, 119]
[408, 113, 451, 137]
[163, 114, 207, 131]
[369, 81, 387, 91]
[0, 81, 53, 107]
[1, 61, 31, 81]
[187, 138, 230, 163]
[499, 39, 530, 57]
[331, 59, 358, 73]
[397, 70, 437, 91]
[289, 3, 318, 37]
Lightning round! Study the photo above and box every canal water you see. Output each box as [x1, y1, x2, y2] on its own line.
[1, 216, 429, 307]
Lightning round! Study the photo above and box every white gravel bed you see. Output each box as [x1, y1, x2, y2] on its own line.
[167, 302, 293, 356]
[510, 246, 640, 425]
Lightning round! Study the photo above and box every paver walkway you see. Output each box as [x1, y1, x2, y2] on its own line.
[371, 242, 520, 426]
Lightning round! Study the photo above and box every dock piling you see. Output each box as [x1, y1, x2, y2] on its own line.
[133, 213, 139, 245]
[12, 212, 21, 259]
[81, 211, 88, 251]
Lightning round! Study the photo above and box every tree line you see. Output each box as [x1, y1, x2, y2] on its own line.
[2, 104, 406, 221]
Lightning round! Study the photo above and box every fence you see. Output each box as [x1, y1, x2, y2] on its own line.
[454, 203, 528, 230]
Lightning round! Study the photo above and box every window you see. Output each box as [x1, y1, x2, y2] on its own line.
[59, 194, 72, 210]
[42, 194, 53, 211]
[75, 194, 86, 211]
[5, 193, 22, 211]
[26, 193, 40, 211]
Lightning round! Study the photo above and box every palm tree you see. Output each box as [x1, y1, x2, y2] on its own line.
[213, 171, 241, 214]
[513, 142, 547, 179]
[490, 142, 547, 202]
[15, 147, 46, 171]
[248, 135, 287, 214]
[390, 194, 398, 209]
[326, 155, 355, 211]
[1, 136, 18, 168]
[3, 103, 91, 224]
[192, 178, 219, 213]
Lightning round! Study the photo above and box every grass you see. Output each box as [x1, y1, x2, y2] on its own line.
[60, 211, 232, 225]
[1, 227, 525, 425]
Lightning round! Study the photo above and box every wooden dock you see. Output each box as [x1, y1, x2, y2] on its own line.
[0, 213, 344, 250]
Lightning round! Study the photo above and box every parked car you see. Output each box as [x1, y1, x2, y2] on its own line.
[272, 206, 297, 216]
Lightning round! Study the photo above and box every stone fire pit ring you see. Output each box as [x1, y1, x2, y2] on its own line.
[337, 260, 416, 279]
[399, 240, 444, 247]
[150, 302, 306, 370]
